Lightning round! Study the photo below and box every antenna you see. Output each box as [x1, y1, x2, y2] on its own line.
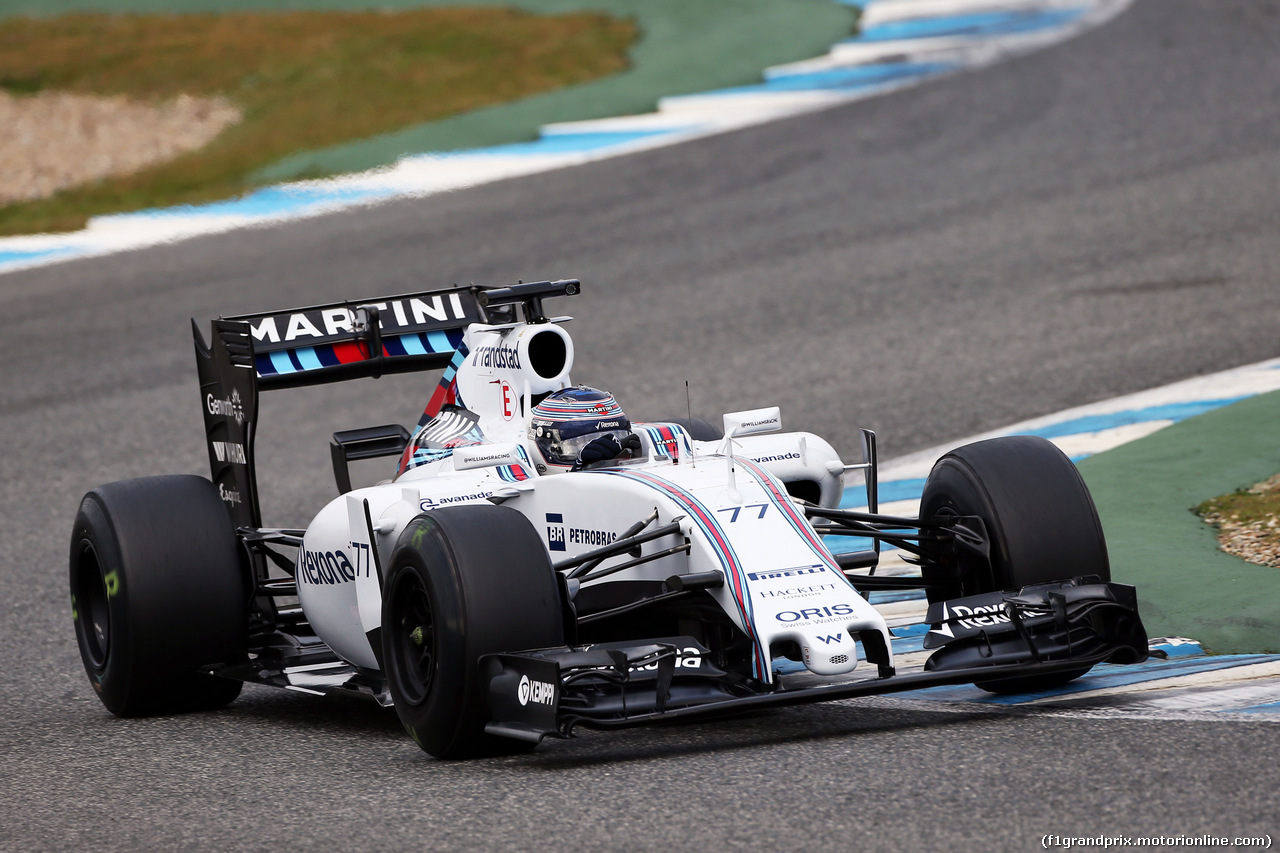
[685, 381, 696, 467]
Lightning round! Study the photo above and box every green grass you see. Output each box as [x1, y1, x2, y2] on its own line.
[0, 8, 637, 235]
[1077, 388, 1280, 653]
[1197, 475, 1280, 528]
[1197, 473, 1280, 568]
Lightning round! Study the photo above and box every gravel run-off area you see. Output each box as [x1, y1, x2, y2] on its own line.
[0, 91, 239, 204]
[1201, 473, 1280, 569]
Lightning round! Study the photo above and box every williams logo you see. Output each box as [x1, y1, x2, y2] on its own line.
[211, 441, 247, 464]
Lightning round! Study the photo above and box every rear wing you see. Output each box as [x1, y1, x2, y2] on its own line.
[193, 279, 579, 527]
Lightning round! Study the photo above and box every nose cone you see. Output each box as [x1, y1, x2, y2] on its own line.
[801, 631, 860, 676]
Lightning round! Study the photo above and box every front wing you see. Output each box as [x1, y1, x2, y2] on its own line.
[482, 579, 1147, 743]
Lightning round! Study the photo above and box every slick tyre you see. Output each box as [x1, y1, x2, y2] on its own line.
[919, 436, 1110, 693]
[382, 505, 564, 759]
[70, 475, 247, 716]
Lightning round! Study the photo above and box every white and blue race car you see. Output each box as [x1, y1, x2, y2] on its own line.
[70, 280, 1147, 758]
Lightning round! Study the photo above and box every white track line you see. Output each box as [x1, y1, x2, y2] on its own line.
[0, 0, 1130, 275]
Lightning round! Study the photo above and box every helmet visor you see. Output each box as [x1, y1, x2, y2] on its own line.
[538, 428, 632, 467]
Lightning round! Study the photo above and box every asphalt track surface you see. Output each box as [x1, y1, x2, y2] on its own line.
[3, 1, 1280, 849]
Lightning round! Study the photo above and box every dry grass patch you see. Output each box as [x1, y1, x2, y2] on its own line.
[0, 91, 240, 204]
[1197, 473, 1280, 568]
[0, 9, 637, 234]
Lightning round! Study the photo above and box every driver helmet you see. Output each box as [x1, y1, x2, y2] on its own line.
[529, 386, 631, 469]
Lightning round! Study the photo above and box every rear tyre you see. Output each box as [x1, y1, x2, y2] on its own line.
[382, 505, 564, 758]
[919, 436, 1110, 693]
[70, 475, 247, 716]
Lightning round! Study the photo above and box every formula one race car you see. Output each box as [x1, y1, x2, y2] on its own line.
[69, 279, 1148, 758]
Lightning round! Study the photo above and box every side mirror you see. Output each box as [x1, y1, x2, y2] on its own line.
[722, 407, 782, 439]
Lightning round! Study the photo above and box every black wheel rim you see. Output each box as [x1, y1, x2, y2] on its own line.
[73, 541, 111, 669]
[388, 569, 436, 706]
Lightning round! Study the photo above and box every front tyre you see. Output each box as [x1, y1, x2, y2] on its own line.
[919, 436, 1110, 693]
[382, 505, 564, 759]
[70, 475, 247, 716]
